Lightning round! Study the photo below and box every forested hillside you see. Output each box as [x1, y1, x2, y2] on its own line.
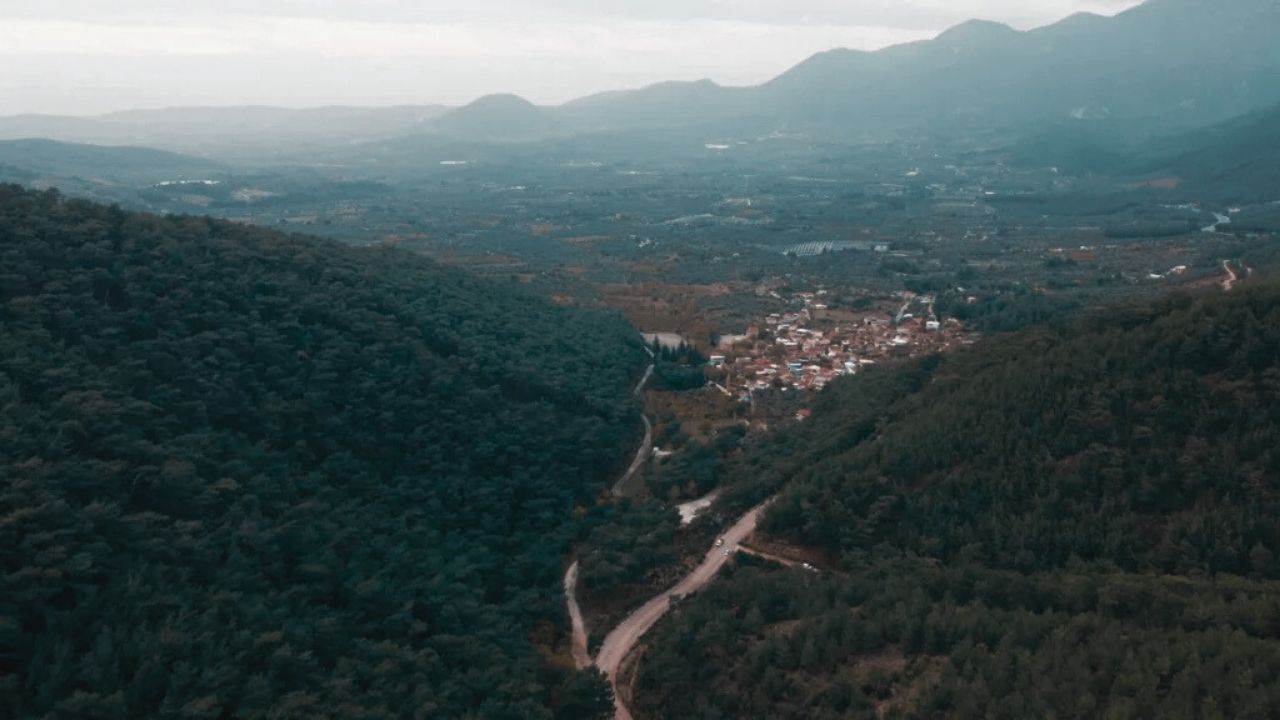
[634, 278, 1280, 718]
[0, 185, 642, 719]
[0, 139, 223, 181]
[1159, 104, 1280, 201]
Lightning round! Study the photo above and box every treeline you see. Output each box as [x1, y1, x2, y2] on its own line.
[0, 185, 641, 719]
[634, 276, 1280, 718]
[650, 340, 709, 392]
[936, 287, 1082, 333]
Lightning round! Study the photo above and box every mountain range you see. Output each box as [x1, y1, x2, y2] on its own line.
[0, 0, 1274, 153]
[424, 0, 1280, 143]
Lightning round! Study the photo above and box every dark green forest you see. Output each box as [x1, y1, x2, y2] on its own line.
[634, 278, 1280, 718]
[635, 561, 1280, 719]
[0, 185, 642, 719]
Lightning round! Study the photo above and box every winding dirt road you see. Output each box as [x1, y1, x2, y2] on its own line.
[1222, 260, 1239, 291]
[612, 364, 655, 497]
[563, 360, 656, 675]
[568, 358, 771, 718]
[563, 561, 591, 670]
[612, 415, 653, 497]
[633, 363, 654, 398]
[595, 500, 772, 719]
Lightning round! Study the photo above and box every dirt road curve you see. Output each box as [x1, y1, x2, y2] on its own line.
[633, 364, 654, 398]
[1222, 260, 1239, 291]
[563, 561, 591, 670]
[612, 364, 656, 497]
[595, 501, 772, 719]
[612, 415, 652, 497]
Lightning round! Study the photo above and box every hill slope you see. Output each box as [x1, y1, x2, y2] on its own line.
[996, 102, 1280, 203]
[0, 185, 641, 718]
[0, 138, 223, 181]
[633, 278, 1280, 718]
[1152, 104, 1280, 201]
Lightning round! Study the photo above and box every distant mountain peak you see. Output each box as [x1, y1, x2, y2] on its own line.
[935, 18, 1019, 42]
[762, 46, 868, 88]
[429, 93, 554, 141]
[1053, 11, 1106, 27]
[633, 78, 719, 90]
[462, 93, 539, 111]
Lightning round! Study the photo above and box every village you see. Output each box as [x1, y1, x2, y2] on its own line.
[706, 289, 973, 402]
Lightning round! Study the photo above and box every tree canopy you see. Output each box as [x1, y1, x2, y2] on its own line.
[0, 185, 639, 719]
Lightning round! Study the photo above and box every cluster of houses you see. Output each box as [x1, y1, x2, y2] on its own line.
[708, 291, 968, 398]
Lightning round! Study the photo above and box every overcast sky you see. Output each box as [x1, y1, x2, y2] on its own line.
[0, 0, 1142, 115]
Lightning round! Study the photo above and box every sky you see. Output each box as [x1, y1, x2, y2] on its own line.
[0, 0, 1143, 116]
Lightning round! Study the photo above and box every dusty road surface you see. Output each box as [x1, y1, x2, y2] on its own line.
[633, 363, 654, 398]
[612, 414, 653, 497]
[612, 364, 656, 497]
[563, 561, 591, 670]
[595, 500, 772, 719]
[1222, 260, 1239, 291]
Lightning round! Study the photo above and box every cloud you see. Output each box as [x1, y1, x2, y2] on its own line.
[0, 21, 245, 56]
[0, 0, 1144, 27]
[0, 16, 923, 60]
